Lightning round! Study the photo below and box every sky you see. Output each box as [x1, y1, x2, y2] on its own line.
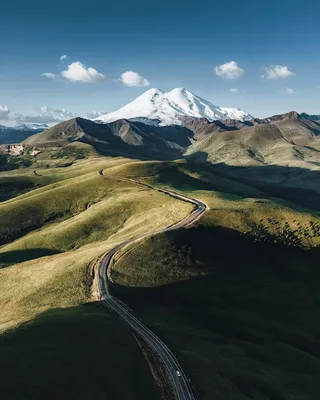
[1, 0, 320, 125]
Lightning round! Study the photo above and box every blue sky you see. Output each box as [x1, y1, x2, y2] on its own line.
[1, 0, 320, 125]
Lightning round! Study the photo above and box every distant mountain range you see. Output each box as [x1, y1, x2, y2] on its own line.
[0, 124, 48, 145]
[19, 110, 320, 169]
[185, 111, 320, 167]
[94, 88, 254, 125]
[1, 86, 320, 170]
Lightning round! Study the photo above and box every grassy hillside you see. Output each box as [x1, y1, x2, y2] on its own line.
[109, 163, 320, 400]
[185, 117, 320, 168]
[113, 235, 320, 400]
[23, 117, 193, 160]
[0, 305, 162, 400]
[112, 193, 320, 287]
[0, 172, 56, 202]
[0, 157, 193, 399]
[1, 155, 320, 400]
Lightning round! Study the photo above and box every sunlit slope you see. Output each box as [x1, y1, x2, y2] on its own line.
[112, 185, 320, 287]
[0, 161, 192, 328]
[1, 156, 194, 399]
[185, 118, 320, 167]
[108, 163, 320, 400]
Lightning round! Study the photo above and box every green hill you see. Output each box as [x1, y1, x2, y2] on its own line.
[108, 163, 320, 400]
[1, 134, 320, 400]
[0, 157, 193, 400]
[185, 117, 320, 168]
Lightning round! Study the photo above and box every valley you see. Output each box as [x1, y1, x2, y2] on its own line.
[0, 89, 320, 400]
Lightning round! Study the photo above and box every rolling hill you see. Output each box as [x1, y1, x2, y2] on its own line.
[185, 112, 320, 168]
[1, 144, 320, 399]
[23, 117, 195, 160]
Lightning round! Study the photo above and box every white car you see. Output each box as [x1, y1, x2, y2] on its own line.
[176, 371, 181, 377]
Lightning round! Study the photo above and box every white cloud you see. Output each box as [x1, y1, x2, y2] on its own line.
[215, 61, 244, 79]
[41, 72, 56, 79]
[264, 65, 295, 80]
[16, 106, 77, 125]
[285, 88, 295, 94]
[230, 88, 239, 93]
[2, 105, 108, 126]
[120, 71, 150, 87]
[60, 55, 68, 61]
[0, 105, 11, 120]
[84, 110, 107, 119]
[61, 61, 105, 83]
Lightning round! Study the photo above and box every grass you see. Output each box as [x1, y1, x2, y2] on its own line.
[0, 173, 56, 202]
[0, 171, 192, 265]
[0, 157, 193, 399]
[108, 161, 320, 400]
[0, 159, 192, 325]
[1, 155, 320, 400]
[0, 304, 161, 400]
[113, 224, 320, 400]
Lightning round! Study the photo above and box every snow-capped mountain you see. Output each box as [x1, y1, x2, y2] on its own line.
[94, 88, 253, 125]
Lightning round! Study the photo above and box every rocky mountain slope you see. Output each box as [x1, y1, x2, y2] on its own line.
[23, 117, 194, 159]
[185, 112, 320, 168]
[11, 111, 320, 170]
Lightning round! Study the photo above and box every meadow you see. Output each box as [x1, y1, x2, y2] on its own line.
[1, 155, 319, 399]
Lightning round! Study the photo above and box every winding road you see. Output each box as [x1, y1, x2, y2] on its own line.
[96, 170, 206, 400]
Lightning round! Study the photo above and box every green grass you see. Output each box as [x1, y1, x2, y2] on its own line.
[105, 159, 262, 198]
[1, 155, 320, 400]
[112, 189, 320, 288]
[0, 159, 192, 325]
[0, 157, 193, 399]
[0, 304, 161, 400]
[108, 160, 320, 400]
[113, 225, 320, 400]
[0, 173, 56, 202]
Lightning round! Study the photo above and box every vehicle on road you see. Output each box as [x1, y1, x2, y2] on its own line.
[176, 371, 181, 377]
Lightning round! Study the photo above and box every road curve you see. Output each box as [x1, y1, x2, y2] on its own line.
[96, 170, 206, 400]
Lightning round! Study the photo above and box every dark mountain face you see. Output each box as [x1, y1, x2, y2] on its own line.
[22, 117, 195, 160]
[5, 111, 320, 165]
[0, 126, 44, 145]
[299, 113, 320, 121]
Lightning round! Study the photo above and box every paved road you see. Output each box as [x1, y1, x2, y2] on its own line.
[96, 170, 206, 400]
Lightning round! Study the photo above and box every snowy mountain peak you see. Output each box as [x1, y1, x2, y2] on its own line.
[95, 88, 253, 126]
[139, 88, 164, 100]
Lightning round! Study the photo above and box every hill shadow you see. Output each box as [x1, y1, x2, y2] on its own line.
[111, 223, 320, 358]
[0, 248, 62, 269]
[87, 140, 181, 161]
[184, 151, 320, 211]
[0, 303, 160, 400]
